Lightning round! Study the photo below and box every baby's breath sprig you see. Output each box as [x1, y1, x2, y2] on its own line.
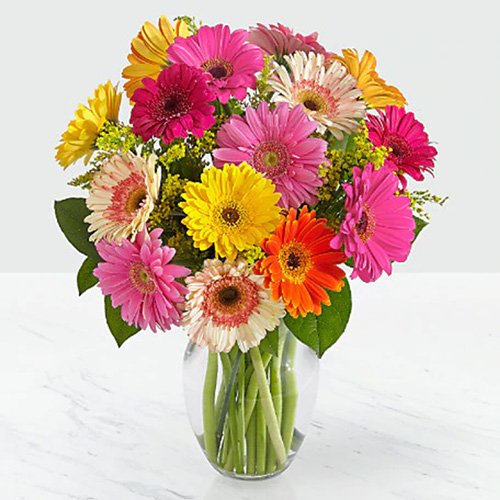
[174, 15, 202, 34]
[239, 246, 266, 267]
[95, 121, 143, 154]
[67, 167, 100, 190]
[317, 123, 388, 203]
[407, 190, 448, 221]
[249, 55, 275, 108]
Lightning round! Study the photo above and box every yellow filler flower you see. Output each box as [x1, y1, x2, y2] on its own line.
[180, 163, 282, 260]
[122, 16, 191, 99]
[55, 82, 121, 168]
[335, 49, 406, 109]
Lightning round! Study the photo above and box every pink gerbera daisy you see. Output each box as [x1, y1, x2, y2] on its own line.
[331, 164, 415, 283]
[213, 102, 327, 208]
[94, 228, 190, 332]
[167, 24, 264, 104]
[366, 106, 437, 187]
[249, 23, 330, 58]
[130, 64, 215, 144]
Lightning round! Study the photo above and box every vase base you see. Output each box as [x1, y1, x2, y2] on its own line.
[210, 460, 293, 481]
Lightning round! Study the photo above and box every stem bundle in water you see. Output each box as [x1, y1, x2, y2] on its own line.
[202, 328, 299, 477]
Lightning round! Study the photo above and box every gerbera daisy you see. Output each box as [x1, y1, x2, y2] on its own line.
[249, 23, 330, 58]
[85, 153, 161, 243]
[330, 164, 415, 283]
[130, 64, 216, 144]
[334, 49, 406, 109]
[167, 24, 264, 104]
[269, 52, 366, 140]
[366, 106, 438, 187]
[55, 81, 121, 168]
[94, 228, 190, 332]
[213, 102, 327, 209]
[179, 163, 281, 260]
[183, 259, 285, 353]
[122, 16, 191, 99]
[256, 206, 346, 318]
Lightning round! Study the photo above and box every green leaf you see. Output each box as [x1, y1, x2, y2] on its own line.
[77, 257, 99, 295]
[284, 280, 352, 358]
[259, 326, 279, 357]
[413, 216, 429, 242]
[104, 296, 140, 347]
[345, 257, 354, 268]
[54, 198, 100, 260]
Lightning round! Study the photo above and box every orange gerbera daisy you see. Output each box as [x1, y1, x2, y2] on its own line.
[122, 16, 191, 99]
[256, 206, 346, 318]
[334, 49, 406, 109]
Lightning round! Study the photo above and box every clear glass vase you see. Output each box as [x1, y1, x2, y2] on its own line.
[183, 321, 319, 480]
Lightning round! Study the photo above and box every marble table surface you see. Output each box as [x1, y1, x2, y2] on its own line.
[0, 273, 498, 500]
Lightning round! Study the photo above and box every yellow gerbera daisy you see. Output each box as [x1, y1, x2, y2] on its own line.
[335, 49, 406, 109]
[55, 82, 121, 168]
[180, 163, 282, 260]
[122, 16, 191, 99]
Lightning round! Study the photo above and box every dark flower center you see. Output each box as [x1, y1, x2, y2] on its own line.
[208, 66, 228, 79]
[221, 207, 240, 225]
[126, 187, 147, 214]
[218, 286, 241, 306]
[355, 206, 375, 243]
[152, 86, 191, 122]
[202, 58, 233, 80]
[202, 276, 260, 327]
[303, 99, 320, 111]
[286, 252, 301, 270]
[386, 134, 412, 164]
[278, 242, 312, 283]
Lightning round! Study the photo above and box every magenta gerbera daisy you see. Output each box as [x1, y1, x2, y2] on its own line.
[249, 23, 330, 58]
[366, 105, 438, 187]
[331, 164, 415, 283]
[213, 102, 327, 209]
[130, 63, 216, 144]
[94, 228, 190, 332]
[167, 24, 264, 104]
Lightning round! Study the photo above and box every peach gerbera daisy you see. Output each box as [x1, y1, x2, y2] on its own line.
[85, 153, 161, 243]
[270, 51, 366, 140]
[256, 207, 346, 318]
[183, 259, 285, 353]
[122, 16, 191, 99]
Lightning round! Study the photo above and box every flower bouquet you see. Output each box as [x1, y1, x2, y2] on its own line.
[54, 15, 443, 480]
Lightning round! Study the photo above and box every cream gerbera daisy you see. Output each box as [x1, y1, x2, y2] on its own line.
[85, 152, 161, 243]
[183, 259, 286, 353]
[55, 81, 121, 168]
[269, 51, 366, 140]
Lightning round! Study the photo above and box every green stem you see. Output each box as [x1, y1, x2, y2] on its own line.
[246, 408, 257, 475]
[266, 349, 283, 472]
[249, 348, 287, 466]
[281, 334, 298, 454]
[256, 399, 267, 475]
[236, 354, 246, 474]
[215, 351, 241, 450]
[244, 352, 272, 430]
[219, 419, 230, 467]
[203, 352, 218, 463]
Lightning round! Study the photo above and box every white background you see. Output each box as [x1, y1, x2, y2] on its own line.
[1, 0, 498, 272]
